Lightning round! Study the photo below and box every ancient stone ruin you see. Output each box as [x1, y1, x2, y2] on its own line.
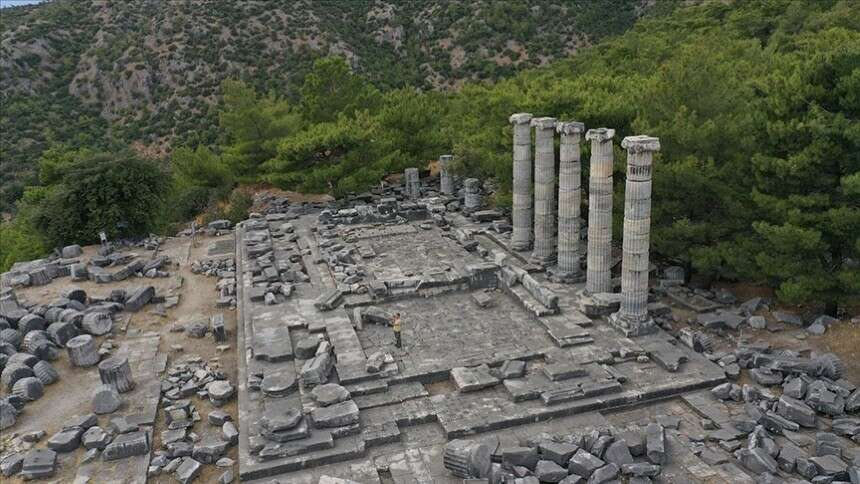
[0, 115, 857, 483]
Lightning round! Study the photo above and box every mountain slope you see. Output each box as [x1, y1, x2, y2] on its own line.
[0, 0, 655, 211]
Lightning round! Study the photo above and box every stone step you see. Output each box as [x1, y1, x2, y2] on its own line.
[241, 438, 366, 481]
[353, 381, 428, 410]
[360, 422, 401, 448]
[541, 379, 623, 405]
[507, 285, 555, 317]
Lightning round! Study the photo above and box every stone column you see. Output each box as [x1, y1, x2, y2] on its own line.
[439, 155, 454, 195]
[585, 128, 616, 294]
[611, 135, 661, 336]
[463, 178, 481, 213]
[98, 356, 136, 393]
[509, 113, 533, 251]
[67, 334, 99, 367]
[530, 117, 557, 265]
[552, 121, 585, 282]
[404, 168, 420, 199]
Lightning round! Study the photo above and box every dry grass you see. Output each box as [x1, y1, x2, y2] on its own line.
[814, 322, 860, 383]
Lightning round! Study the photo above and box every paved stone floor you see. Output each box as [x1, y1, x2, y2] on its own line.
[357, 291, 553, 378]
[364, 228, 482, 280]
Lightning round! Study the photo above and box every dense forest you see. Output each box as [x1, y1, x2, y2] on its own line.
[0, 0, 652, 212]
[2, 0, 858, 314]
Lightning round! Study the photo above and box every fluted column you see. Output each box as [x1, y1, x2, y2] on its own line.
[585, 128, 616, 294]
[530, 117, 557, 265]
[612, 135, 660, 336]
[463, 178, 481, 213]
[439, 155, 454, 195]
[552, 121, 585, 282]
[509, 113, 533, 251]
[404, 168, 420, 199]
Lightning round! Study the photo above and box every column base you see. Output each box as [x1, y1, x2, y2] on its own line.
[608, 311, 658, 337]
[577, 290, 622, 317]
[529, 253, 557, 267]
[547, 267, 585, 284]
[510, 240, 532, 252]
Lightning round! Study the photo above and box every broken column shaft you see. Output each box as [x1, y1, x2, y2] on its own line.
[404, 168, 420, 199]
[553, 121, 586, 282]
[531, 117, 558, 265]
[612, 135, 661, 336]
[463, 178, 482, 213]
[98, 356, 136, 393]
[585, 128, 616, 294]
[439, 155, 454, 195]
[66, 334, 99, 367]
[509, 113, 534, 251]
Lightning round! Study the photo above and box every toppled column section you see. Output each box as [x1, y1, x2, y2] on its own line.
[66, 335, 99, 367]
[530, 117, 557, 264]
[610, 135, 661, 336]
[98, 356, 136, 393]
[552, 121, 586, 282]
[404, 167, 420, 199]
[585, 128, 616, 294]
[439, 154, 454, 195]
[509, 112, 534, 251]
[443, 439, 492, 478]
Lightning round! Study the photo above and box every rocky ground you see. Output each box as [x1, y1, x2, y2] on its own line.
[1, 229, 240, 483]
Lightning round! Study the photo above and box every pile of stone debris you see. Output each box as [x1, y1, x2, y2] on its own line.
[243, 217, 308, 307]
[2, 243, 172, 289]
[190, 257, 234, 277]
[170, 313, 229, 348]
[154, 355, 237, 483]
[709, 345, 859, 482]
[1, 412, 153, 480]
[1, 352, 148, 480]
[0, 285, 158, 429]
[653, 266, 856, 337]
[177, 219, 235, 237]
[251, 381, 361, 462]
[190, 257, 237, 309]
[444, 424, 669, 483]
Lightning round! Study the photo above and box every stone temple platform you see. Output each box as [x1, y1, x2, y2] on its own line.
[234, 209, 726, 482]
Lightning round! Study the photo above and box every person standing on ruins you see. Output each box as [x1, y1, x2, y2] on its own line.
[392, 313, 402, 348]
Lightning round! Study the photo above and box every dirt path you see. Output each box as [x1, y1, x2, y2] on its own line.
[147, 234, 239, 484]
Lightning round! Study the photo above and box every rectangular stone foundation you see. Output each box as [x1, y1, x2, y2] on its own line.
[234, 212, 728, 482]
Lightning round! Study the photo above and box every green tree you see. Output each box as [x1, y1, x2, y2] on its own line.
[744, 28, 860, 314]
[374, 88, 449, 173]
[172, 145, 233, 191]
[633, 33, 764, 279]
[169, 145, 234, 221]
[219, 80, 299, 178]
[32, 152, 169, 247]
[298, 57, 382, 124]
[0, 215, 48, 272]
[263, 111, 380, 195]
[36, 146, 97, 185]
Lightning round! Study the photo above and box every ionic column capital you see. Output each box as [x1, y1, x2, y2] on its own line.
[531, 117, 558, 130]
[621, 135, 661, 153]
[509, 113, 534, 125]
[585, 128, 615, 143]
[557, 121, 586, 136]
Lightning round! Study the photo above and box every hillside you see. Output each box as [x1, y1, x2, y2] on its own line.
[0, 0, 655, 211]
